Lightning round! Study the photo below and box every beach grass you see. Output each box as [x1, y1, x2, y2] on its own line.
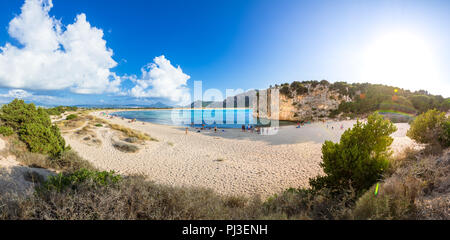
[109, 123, 158, 142]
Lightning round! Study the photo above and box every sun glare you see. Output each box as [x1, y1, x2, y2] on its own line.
[361, 32, 439, 92]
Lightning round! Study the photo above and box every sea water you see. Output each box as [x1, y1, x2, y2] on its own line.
[113, 109, 267, 129]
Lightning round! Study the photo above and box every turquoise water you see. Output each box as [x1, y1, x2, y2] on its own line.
[113, 109, 268, 128]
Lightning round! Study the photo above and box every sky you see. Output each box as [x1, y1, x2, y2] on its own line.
[0, 0, 448, 106]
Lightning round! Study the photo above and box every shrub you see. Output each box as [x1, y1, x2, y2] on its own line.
[280, 85, 291, 96]
[353, 148, 450, 220]
[352, 183, 416, 220]
[109, 123, 157, 141]
[407, 109, 449, 150]
[0, 126, 14, 136]
[310, 113, 397, 193]
[18, 123, 66, 157]
[0, 99, 51, 130]
[290, 81, 308, 95]
[263, 187, 355, 220]
[41, 169, 122, 192]
[45, 106, 78, 116]
[9, 133, 92, 172]
[50, 149, 95, 172]
[66, 114, 78, 120]
[112, 141, 139, 153]
[0, 99, 67, 157]
[1, 175, 262, 220]
[124, 137, 138, 143]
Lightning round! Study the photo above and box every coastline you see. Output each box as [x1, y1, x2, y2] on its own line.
[61, 110, 421, 197]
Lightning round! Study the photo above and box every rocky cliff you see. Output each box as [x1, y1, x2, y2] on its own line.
[254, 81, 351, 121]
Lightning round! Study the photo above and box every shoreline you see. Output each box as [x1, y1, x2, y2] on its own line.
[61, 110, 421, 197]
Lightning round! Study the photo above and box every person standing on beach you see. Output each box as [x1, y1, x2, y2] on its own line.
[185, 127, 188, 135]
[242, 125, 246, 132]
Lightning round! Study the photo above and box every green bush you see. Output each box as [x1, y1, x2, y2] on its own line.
[290, 81, 308, 95]
[41, 169, 122, 192]
[66, 114, 78, 120]
[18, 123, 65, 157]
[0, 99, 51, 130]
[0, 99, 67, 157]
[45, 106, 78, 116]
[310, 113, 397, 193]
[280, 85, 291, 96]
[407, 109, 449, 149]
[0, 126, 14, 136]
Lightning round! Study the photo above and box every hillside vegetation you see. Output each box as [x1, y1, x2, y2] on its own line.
[275, 80, 450, 120]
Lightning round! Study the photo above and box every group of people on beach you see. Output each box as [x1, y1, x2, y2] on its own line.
[184, 121, 270, 135]
[241, 124, 255, 133]
[186, 122, 222, 134]
[296, 119, 345, 131]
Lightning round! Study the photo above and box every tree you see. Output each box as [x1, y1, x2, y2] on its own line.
[0, 99, 67, 157]
[407, 109, 449, 149]
[310, 113, 397, 193]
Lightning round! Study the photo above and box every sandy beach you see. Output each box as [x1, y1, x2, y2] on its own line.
[62, 110, 421, 197]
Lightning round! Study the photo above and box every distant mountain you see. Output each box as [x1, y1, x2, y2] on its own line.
[147, 102, 172, 108]
[75, 102, 173, 109]
[185, 90, 258, 108]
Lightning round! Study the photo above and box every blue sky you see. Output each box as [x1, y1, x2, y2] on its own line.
[0, 0, 448, 106]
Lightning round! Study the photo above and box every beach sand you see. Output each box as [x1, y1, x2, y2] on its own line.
[63, 111, 421, 197]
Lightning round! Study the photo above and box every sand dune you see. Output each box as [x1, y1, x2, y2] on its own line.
[63, 111, 421, 197]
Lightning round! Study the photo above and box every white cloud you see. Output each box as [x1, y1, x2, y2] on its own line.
[0, 89, 33, 99]
[0, 88, 70, 104]
[130, 55, 191, 105]
[0, 0, 121, 94]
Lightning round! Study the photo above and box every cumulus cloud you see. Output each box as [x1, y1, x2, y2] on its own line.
[0, 88, 71, 105]
[0, 0, 192, 104]
[0, 0, 121, 94]
[0, 89, 33, 99]
[130, 55, 191, 105]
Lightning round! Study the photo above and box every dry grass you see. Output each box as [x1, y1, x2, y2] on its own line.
[92, 117, 109, 125]
[109, 123, 157, 142]
[112, 141, 139, 153]
[0, 176, 263, 220]
[352, 148, 450, 220]
[23, 171, 45, 185]
[0, 176, 358, 220]
[263, 188, 355, 220]
[3, 146, 446, 220]
[8, 136, 95, 173]
[55, 110, 96, 132]
[74, 126, 102, 146]
[57, 118, 86, 131]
